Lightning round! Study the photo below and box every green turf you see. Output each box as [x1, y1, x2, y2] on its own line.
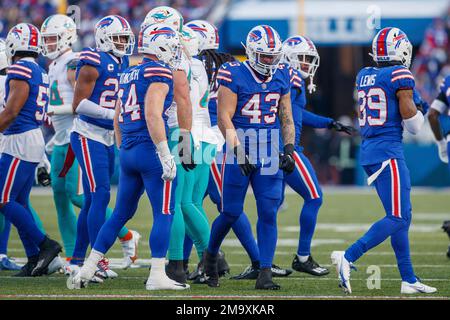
[0, 190, 449, 300]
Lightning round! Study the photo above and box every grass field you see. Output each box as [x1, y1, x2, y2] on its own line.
[0, 188, 449, 300]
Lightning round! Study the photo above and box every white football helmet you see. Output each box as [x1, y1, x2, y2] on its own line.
[185, 20, 219, 51]
[282, 35, 320, 93]
[41, 14, 77, 60]
[138, 23, 182, 69]
[180, 25, 199, 58]
[244, 25, 283, 76]
[142, 6, 184, 33]
[0, 39, 8, 70]
[95, 15, 135, 57]
[371, 27, 413, 68]
[5, 23, 41, 64]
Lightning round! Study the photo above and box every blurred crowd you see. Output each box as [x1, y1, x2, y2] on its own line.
[0, 0, 216, 48]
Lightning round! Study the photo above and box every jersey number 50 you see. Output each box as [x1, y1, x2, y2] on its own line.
[358, 88, 387, 127]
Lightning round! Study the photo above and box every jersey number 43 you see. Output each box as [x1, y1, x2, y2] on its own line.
[241, 93, 280, 124]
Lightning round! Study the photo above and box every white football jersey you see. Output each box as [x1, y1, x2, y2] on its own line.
[190, 58, 217, 147]
[47, 50, 78, 146]
[167, 53, 191, 129]
[0, 74, 6, 109]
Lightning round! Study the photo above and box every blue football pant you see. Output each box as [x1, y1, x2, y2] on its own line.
[208, 158, 283, 268]
[282, 149, 323, 256]
[205, 158, 260, 263]
[344, 158, 416, 283]
[93, 140, 175, 258]
[0, 154, 46, 258]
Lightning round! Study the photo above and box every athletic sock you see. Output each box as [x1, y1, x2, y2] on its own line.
[297, 255, 309, 263]
[119, 230, 133, 242]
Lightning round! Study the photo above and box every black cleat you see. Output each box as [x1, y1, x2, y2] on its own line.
[447, 245, 450, 259]
[31, 237, 62, 277]
[14, 256, 38, 277]
[188, 260, 204, 282]
[204, 251, 219, 287]
[442, 220, 450, 239]
[231, 265, 259, 280]
[166, 260, 187, 284]
[271, 264, 293, 277]
[217, 250, 230, 277]
[292, 255, 329, 276]
[255, 268, 280, 290]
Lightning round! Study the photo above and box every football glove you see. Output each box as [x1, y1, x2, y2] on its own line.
[279, 144, 295, 174]
[234, 145, 256, 176]
[156, 141, 176, 181]
[178, 131, 196, 172]
[37, 167, 51, 187]
[328, 120, 356, 135]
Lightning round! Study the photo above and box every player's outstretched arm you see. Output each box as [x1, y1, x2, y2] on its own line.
[145, 82, 176, 181]
[113, 99, 122, 149]
[428, 108, 444, 141]
[278, 92, 295, 146]
[173, 70, 192, 132]
[398, 89, 424, 135]
[0, 79, 29, 132]
[72, 65, 98, 113]
[217, 85, 238, 148]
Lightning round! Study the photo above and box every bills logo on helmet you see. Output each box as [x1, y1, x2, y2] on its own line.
[286, 37, 302, 46]
[97, 17, 114, 28]
[187, 24, 208, 39]
[150, 27, 176, 41]
[249, 30, 263, 42]
[10, 27, 22, 39]
[394, 32, 407, 49]
[151, 10, 173, 22]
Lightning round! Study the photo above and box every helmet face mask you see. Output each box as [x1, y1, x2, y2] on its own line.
[245, 25, 283, 76]
[95, 15, 135, 57]
[41, 14, 77, 60]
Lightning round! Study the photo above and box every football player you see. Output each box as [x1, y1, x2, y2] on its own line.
[204, 25, 296, 290]
[68, 15, 134, 277]
[42, 14, 140, 269]
[331, 27, 436, 294]
[142, 6, 197, 283]
[0, 23, 62, 277]
[67, 23, 188, 291]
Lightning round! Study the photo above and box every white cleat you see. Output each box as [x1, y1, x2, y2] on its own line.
[95, 258, 118, 279]
[331, 251, 354, 294]
[66, 265, 89, 290]
[401, 281, 437, 294]
[120, 230, 141, 269]
[64, 264, 104, 284]
[146, 276, 191, 291]
[45, 256, 65, 275]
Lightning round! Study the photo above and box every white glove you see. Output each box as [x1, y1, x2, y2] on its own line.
[436, 139, 449, 164]
[156, 141, 176, 181]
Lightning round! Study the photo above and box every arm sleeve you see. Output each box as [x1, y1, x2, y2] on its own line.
[302, 109, 333, 128]
[217, 64, 238, 93]
[76, 49, 102, 79]
[390, 66, 415, 92]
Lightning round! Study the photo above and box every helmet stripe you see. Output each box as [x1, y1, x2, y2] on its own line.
[263, 26, 275, 49]
[115, 15, 128, 29]
[27, 24, 38, 47]
[377, 27, 391, 57]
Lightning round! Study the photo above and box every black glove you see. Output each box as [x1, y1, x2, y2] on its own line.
[234, 145, 256, 176]
[328, 120, 356, 135]
[442, 220, 450, 239]
[178, 131, 196, 172]
[37, 167, 51, 187]
[279, 143, 295, 174]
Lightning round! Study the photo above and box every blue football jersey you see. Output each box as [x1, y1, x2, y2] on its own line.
[76, 48, 129, 130]
[217, 60, 290, 157]
[4, 59, 48, 135]
[118, 58, 174, 149]
[356, 65, 415, 165]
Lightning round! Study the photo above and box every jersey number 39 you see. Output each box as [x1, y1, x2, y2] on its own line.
[358, 88, 387, 127]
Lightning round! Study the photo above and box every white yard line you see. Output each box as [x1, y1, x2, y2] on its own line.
[0, 294, 448, 300]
